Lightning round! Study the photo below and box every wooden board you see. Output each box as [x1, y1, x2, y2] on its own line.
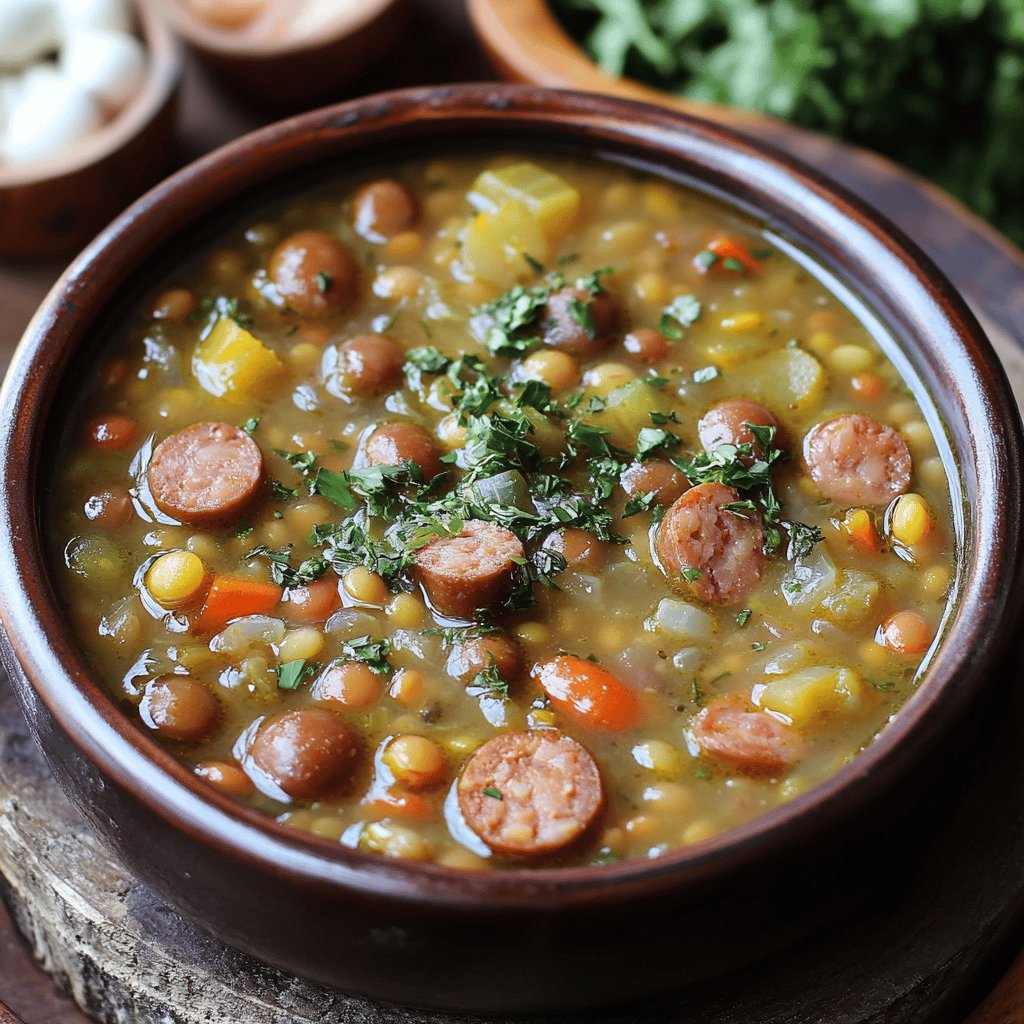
[2, 2, 1024, 1021]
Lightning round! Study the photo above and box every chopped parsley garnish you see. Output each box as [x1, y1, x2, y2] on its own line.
[469, 657, 511, 700]
[482, 786, 504, 800]
[658, 294, 702, 340]
[681, 567, 703, 582]
[735, 608, 752, 628]
[692, 365, 720, 384]
[522, 251, 545, 273]
[275, 449, 318, 476]
[234, 523, 254, 541]
[316, 271, 332, 293]
[636, 427, 681, 459]
[247, 545, 328, 588]
[270, 479, 301, 502]
[277, 658, 320, 691]
[341, 635, 393, 676]
[241, 415, 260, 434]
[568, 296, 597, 337]
[690, 679, 704, 707]
[721, 256, 746, 274]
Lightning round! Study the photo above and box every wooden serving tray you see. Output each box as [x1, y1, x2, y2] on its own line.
[1, 3, 1023, 1021]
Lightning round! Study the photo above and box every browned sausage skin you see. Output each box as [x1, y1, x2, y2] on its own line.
[147, 422, 264, 527]
[655, 482, 765, 604]
[692, 701, 802, 775]
[247, 707, 360, 802]
[335, 334, 405, 395]
[352, 179, 418, 241]
[457, 731, 604, 857]
[698, 399, 783, 463]
[803, 413, 912, 506]
[139, 676, 221, 743]
[620, 459, 689, 507]
[446, 633, 524, 686]
[413, 519, 525, 620]
[364, 422, 443, 482]
[269, 229, 359, 318]
[542, 286, 619, 356]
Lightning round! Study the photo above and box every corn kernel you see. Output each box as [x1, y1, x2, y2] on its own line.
[624, 814, 660, 840]
[287, 342, 321, 373]
[343, 565, 389, 606]
[145, 550, 206, 605]
[633, 271, 669, 305]
[279, 627, 325, 662]
[373, 265, 423, 300]
[858, 639, 892, 672]
[387, 593, 426, 629]
[827, 344, 874, 374]
[720, 311, 765, 333]
[631, 739, 684, 777]
[805, 330, 838, 357]
[527, 708, 558, 729]
[922, 564, 951, 599]
[520, 349, 579, 393]
[642, 782, 693, 815]
[901, 419, 934, 455]
[383, 734, 447, 789]
[642, 182, 682, 219]
[584, 361, 633, 391]
[309, 816, 344, 841]
[443, 732, 482, 755]
[360, 821, 432, 861]
[437, 848, 488, 870]
[516, 621, 549, 646]
[601, 182, 636, 214]
[920, 456, 947, 489]
[681, 819, 717, 844]
[890, 493, 934, 547]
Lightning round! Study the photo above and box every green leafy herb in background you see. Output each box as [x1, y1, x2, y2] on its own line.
[552, 0, 1024, 245]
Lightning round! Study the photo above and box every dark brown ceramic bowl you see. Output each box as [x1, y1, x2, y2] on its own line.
[0, 85, 1022, 1014]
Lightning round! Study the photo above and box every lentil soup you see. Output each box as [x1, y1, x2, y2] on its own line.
[49, 154, 958, 869]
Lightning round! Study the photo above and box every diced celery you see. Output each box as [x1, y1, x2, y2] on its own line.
[468, 162, 580, 241]
[461, 200, 551, 288]
[193, 317, 283, 400]
[756, 666, 869, 728]
[599, 379, 667, 447]
[781, 549, 838, 608]
[727, 347, 827, 413]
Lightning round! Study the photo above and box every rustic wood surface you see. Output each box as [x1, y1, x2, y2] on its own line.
[1, 2, 1024, 1022]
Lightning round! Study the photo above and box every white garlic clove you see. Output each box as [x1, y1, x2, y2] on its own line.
[61, 28, 146, 115]
[0, 0, 61, 70]
[57, 0, 132, 36]
[0, 71, 102, 165]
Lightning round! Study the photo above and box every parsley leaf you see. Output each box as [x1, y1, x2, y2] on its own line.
[277, 658, 320, 691]
[341, 635, 393, 676]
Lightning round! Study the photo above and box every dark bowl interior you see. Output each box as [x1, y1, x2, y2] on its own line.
[1, 85, 1022, 1010]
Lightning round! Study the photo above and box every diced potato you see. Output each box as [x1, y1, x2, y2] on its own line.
[781, 549, 838, 609]
[756, 665, 870, 728]
[461, 200, 551, 288]
[728, 347, 828, 413]
[599, 379, 667, 447]
[820, 570, 881, 626]
[763, 640, 815, 675]
[468, 162, 580, 241]
[653, 598, 715, 643]
[193, 317, 283, 400]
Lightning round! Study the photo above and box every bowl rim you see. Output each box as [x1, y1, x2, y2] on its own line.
[160, 0, 403, 59]
[0, 0, 182, 189]
[1, 82, 1022, 910]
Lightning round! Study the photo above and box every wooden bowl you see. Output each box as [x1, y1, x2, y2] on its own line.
[0, 0, 181, 261]
[0, 85, 1022, 1013]
[159, 0, 409, 111]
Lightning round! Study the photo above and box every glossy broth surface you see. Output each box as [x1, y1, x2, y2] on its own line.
[50, 154, 958, 869]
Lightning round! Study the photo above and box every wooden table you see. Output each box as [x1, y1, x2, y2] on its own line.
[2, 2, 1024, 1021]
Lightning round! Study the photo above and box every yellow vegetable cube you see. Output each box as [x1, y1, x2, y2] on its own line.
[468, 162, 580, 241]
[599, 379, 667, 447]
[820, 570, 881, 626]
[193, 317, 283, 400]
[461, 200, 551, 288]
[728, 347, 828, 413]
[757, 666, 869, 728]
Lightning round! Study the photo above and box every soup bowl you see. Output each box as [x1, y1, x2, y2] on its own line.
[0, 85, 1021, 1013]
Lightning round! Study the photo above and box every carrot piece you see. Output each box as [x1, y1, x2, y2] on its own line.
[195, 575, 282, 633]
[840, 508, 882, 554]
[698, 236, 760, 275]
[533, 655, 643, 732]
[363, 788, 434, 821]
[850, 372, 886, 401]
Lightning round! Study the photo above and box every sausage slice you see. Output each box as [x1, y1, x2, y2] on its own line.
[542, 286, 619, 356]
[457, 730, 604, 857]
[446, 632, 524, 685]
[692, 701, 802, 775]
[413, 519, 525, 619]
[352, 179, 418, 241]
[365, 422, 443, 481]
[655, 482, 765, 605]
[620, 459, 688, 507]
[248, 707, 359, 802]
[698, 399, 782, 463]
[269, 229, 359, 318]
[803, 413, 912, 506]
[148, 421, 264, 526]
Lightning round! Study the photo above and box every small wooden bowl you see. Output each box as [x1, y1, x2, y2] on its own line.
[160, 0, 409, 111]
[0, 0, 181, 262]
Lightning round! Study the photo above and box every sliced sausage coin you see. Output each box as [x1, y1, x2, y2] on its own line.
[698, 399, 782, 463]
[655, 482, 765, 605]
[148, 422, 264, 527]
[457, 730, 604, 857]
[365, 422, 443, 481]
[803, 413, 912, 505]
[692, 701, 802, 775]
[269, 229, 359, 318]
[413, 519, 524, 619]
[542, 286, 619, 356]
